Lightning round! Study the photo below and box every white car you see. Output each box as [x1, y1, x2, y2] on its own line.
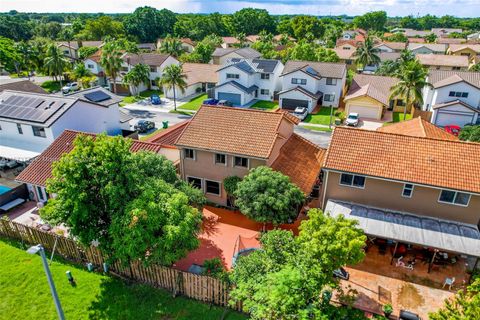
[293, 107, 308, 121]
[345, 112, 359, 127]
[62, 82, 79, 94]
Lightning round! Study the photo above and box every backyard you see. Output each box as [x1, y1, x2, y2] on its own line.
[119, 90, 163, 106]
[0, 239, 246, 320]
[179, 94, 207, 111]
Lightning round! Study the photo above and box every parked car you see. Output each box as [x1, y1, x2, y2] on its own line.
[134, 120, 155, 133]
[150, 94, 161, 105]
[203, 98, 219, 105]
[293, 107, 308, 121]
[333, 267, 349, 280]
[62, 82, 79, 94]
[217, 100, 233, 107]
[444, 125, 461, 136]
[345, 112, 359, 127]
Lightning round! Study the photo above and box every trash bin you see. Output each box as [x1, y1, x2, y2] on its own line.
[335, 118, 342, 125]
[162, 121, 169, 129]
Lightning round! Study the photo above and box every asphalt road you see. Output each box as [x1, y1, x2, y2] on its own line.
[294, 127, 332, 149]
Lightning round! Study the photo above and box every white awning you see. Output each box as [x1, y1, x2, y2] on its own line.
[0, 139, 47, 161]
[325, 200, 480, 257]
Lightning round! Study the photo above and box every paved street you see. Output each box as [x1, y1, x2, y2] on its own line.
[294, 127, 332, 149]
[121, 105, 192, 133]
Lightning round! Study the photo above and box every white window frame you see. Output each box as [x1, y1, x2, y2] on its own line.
[214, 153, 227, 166]
[205, 180, 222, 196]
[261, 73, 270, 80]
[402, 183, 414, 198]
[184, 148, 196, 160]
[233, 156, 249, 169]
[292, 78, 307, 85]
[326, 78, 337, 86]
[227, 73, 240, 79]
[339, 173, 366, 189]
[17, 123, 23, 134]
[438, 190, 471, 207]
[324, 94, 335, 102]
[186, 176, 203, 190]
[87, 64, 94, 69]
[32, 126, 47, 138]
[260, 89, 270, 95]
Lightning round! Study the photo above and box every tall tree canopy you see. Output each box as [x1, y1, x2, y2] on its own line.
[353, 11, 387, 31]
[459, 125, 480, 142]
[77, 16, 124, 40]
[173, 13, 228, 41]
[226, 8, 275, 36]
[290, 15, 325, 40]
[429, 278, 480, 319]
[124, 7, 177, 42]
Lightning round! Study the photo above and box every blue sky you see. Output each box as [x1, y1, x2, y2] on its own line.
[2, 0, 479, 17]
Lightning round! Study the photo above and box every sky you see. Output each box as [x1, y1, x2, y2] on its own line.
[1, 0, 479, 18]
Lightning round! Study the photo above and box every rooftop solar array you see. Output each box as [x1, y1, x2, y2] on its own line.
[84, 90, 111, 103]
[0, 94, 66, 124]
[305, 66, 320, 77]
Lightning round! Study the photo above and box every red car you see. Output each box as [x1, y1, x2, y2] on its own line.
[444, 125, 461, 136]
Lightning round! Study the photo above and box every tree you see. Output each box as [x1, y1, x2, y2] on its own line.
[77, 16, 124, 40]
[0, 15, 33, 41]
[158, 64, 187, 111]
[383, 33, 408, 43]
[159, 36, 184, 57]
[429, 278, 480, 319]
[353, 11, 387, 31]
[78, 46, 98, 60]
[124, 7, 177, 42]
[223, 176, 242, 207]
[389, 60, 430, 120]
[354, 36, 380, 68]
[234, 166, 305, 225]
[283, 40, 318, 62]
[0, 37, 21, 74]
[100, 41, 123, 94]
[227, 8, 275, 36]
[34, 21, 62, 39]
[459, 125, 480, 142]
[29, 37, 51, 74]
[324, 25, 343, 48]
[470, 63, 480, 72]
[15, 41, 33, 78]
[44, 43, 69, 87]
[424, 33, 437, 43]
[173, 13, 228, 41]
[290, 15, 325, 40]
[316, 47, 340, 63]
[122, 63, 150, 96]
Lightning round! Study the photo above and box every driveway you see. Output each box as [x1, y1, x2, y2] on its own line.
[358, 119, 385, 130]
[294, 126, 332, 149]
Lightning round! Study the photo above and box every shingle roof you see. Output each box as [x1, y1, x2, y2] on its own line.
[271, 133, 326, 194]
[333, 47, 356, 59]
[86, 49, 101, 63]
[182, 63, 219, 86]
[377, 117, 458, 141]
[63, 86, 122, 106]
[212, 47, 261, 59]
[145, 120, 190, 147]
[416, 54, 469, 68]
[215, 81, 258, 94]
[16, 130, 163, 187]
[448, 44, 480, 54]
[344, 74, 399, 106]
[378, 52, 401, 62]
[278, 86, 323, 99]
[223, 58, 280, 73]
[175, 106, 298, 158]
[281, 60, 346, 79]
[427, 70, 480, 89]
[0, 79, 46, 94]
[408, 43, 447, 53]
[324, 127, 480, 193]
[432, 100, 480, 112]
[375, 42, 406, 51]
[123, 53, 171, 66]
[57, 41, 103, 50]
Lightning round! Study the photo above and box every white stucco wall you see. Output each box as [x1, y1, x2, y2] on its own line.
[424, 81, 480, 110]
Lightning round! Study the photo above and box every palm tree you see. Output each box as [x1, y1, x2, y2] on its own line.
[159, 36, 184, 57]
[354, 36, 380, 69]
[44, 43, 69, 88]
[122, 63, 150, 96]
[159, 64, 187, 111]
[389, 60, 431, 120]
[235, 33, 248, 48]
[100, 42, 123, 94]
[15, 41, 32, 78]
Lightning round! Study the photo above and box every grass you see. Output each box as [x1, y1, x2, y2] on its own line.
[119, 89, 163, 107]
[392, 112, 413, 123]
[304, 107, 335, 125]
[250, 100, 279, 111]
[179, 94, 207, 111]
[41, 80, 62, 93]
[0, 239, 246, 320]
[301, 125, 333, 132]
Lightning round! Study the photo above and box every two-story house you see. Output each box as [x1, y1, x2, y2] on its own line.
[416, 54, 469, 71]
[422, 70, 480, 127]
[57, 41, 103, 61]
[447, 44, 480, 64]
[211, 47, 261, 65]
[174, 106, 325, 206]
[214, 59, 284, 106]
[164, 63, 219, 100]
[407, 43, 447, 55]
[373, 42, 406, 53]
[322, 127, 480, 267]
[278, 61, 347, 113]
[84, 50, 107, 86]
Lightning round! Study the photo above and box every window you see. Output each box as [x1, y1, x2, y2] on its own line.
[151, 80, 156, 86]
[346, 60, 352, 65]
[291, 78, 307, 85]
[32, 126, 46, 138]
[17, 124, 23, 134]
[261, 73, 270, 80]
[187, 177, 202, 189]
[184, 148, 195, 160]
[63, 50, 69, 55]
[342, 46, 351, 50]
[402, 184, 414, 198]
[260, 89, 270, 95]
[453, 67, 461, 70]
[205, 180, 221, 195]
[87, 64, 94, 69]
[326, 78, 337, 85]
[396, 99, 405, 106]
[215, 153, 226, 165]
[324, 94, 335, 102]
[339, 173, 365, 188]
[439, 190, 470, 206]
[227, 73, 240, 79]
[449, 91, 469, 98]
[234, 156, 248, 168]
[149, 66, 156, 72]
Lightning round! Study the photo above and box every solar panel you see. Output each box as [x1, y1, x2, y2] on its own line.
[305, 66, 319, 77]
[84, 90, 111, 102]
[0, 94, 62, 123]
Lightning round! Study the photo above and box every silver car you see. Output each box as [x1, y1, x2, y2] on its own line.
[345, 112, 359, 127]
[293, 107, 308, 121]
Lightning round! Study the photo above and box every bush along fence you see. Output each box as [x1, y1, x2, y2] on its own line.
[0, 219, 242, 311]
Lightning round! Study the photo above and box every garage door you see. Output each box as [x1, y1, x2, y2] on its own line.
[435, 111, 474, 127]
[281, 98, 309, 111]
[348, 105, 380, 119]
[218, 92, 241, 105]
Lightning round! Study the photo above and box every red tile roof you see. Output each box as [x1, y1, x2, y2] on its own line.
[16, 130, 163, 187]
[145, 120, 190, 147]
[377, 117, 458, 141]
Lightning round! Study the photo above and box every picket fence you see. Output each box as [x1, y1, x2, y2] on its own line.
[0, 219, 242, 311]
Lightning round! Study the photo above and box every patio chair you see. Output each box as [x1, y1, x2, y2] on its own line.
[443, 277, 455, 290]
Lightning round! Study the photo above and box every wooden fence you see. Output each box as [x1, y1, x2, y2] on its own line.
[0, 219, 241, 311]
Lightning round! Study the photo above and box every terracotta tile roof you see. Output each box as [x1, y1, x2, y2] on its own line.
[324, 127, 480, 193]
[344, 74, 399, 106]
[145, 120, 190, 147]
[182, 63, 219, 86]
[448, 44, 480, 54]
[0, 80, 46, 94]
[16, 130, 163, 187]
[282, 60, 347, 79]
[377, 117, 458, 141]
[416, 54, 469, 68]
[333, 47, 356, 59]
[271, 133, 326, 194]
[86, 49, 102, 63]
[336, 39, 360, 48]
[180, 38, 196, 46]
[175, 106, 298, 158]
[408, 37, 425, 43]
[428, 70, 480, 89]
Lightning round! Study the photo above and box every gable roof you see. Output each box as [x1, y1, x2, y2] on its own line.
[324, 127, 480, 194]
[215, 81, 258, 94]
[375, 42, 406, 51]
[63, 86, 122, 106]
[437, 38, 465, 45]
[378, 52, 401, 62]
[333, 47, 356, 60]
[427, 70, 480, 89]
[448, 44, 480, 54]
[344, 74, 399, 106]
[0, 79, 46, 94]
[416, 54, 469, 68]
[281, 60, 346, 79]
[408, 43, 447, 52]
[225, 58, 281, 73]
[86, 49, 102, 63]
[182, 63, 219, 86]
[212, 47, 261, 59]
[377, 117, 458, 141]
[278, 86, 323, 99]
[16, 130, 163, 187]
[123, 53, 172, 66]
[432, 99, 480, 112]
[145, 120, 190, 147]
[175, 106, 298, 158]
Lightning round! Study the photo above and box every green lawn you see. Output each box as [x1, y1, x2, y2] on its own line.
[304, 107, 335, 125]
[0, 240, 246, 320]
[41, 80, 62, 93]
[250, 100, 279, 111]
[301, 125, 333, 132]
[119, 90, 163, 107]
[392, 112, 413, 123]
[179, 94, 207, 111]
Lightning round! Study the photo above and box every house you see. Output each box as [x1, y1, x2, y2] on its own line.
[447, 44, 480, 62]
[407, 37, 426, 43]
[0, 89, 123, 163]
[343, 74, 401, 120]
[15, 130, 176, 203]
[214, 58, 284, 106]
[431, 28, 463, 38]
[322, 127, 480, 270]
[174, 105, 325, 206]
[137, 43, 157, 52]
[220, 37, 254, 49]
[84, 50, 107, 86]
[278, 60, 347, 112]
[373, 42, 406, 53]
[467, 32, 480, 40]
[0, 79, 46, 94]
[333, 47, 356, 70]
[377, 117, 458, 141]
[211, 47, 261, 65]
[407, 43, 447, 55]
[363, 52, 401, 73]
[341, 29, 366, 43]
[57, 41, 103, 60]
[164, 63, 219, 100]
[391, 28, 429, 38]
[422, 70, 480, 127]
[157, 38, 195, 53]
[416, 54, 469, 71]
[436, 38, 465, 45]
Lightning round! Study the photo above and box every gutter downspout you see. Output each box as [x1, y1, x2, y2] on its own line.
[321, 169, 329, 210]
